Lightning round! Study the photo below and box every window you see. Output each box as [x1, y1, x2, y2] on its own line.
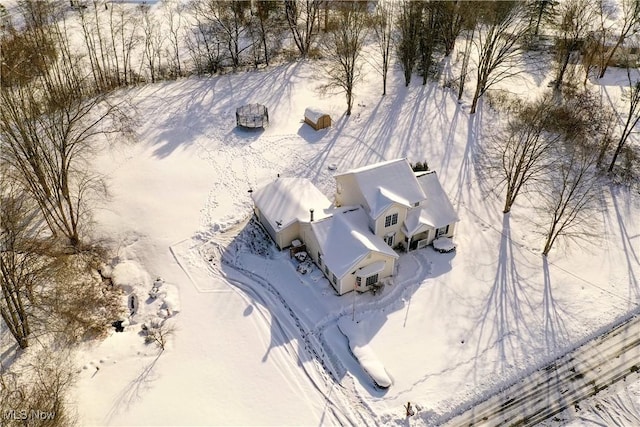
[436, 225, 450, 238]
[332, 274, 337, 284]
[384, 213, 398, 228]
[356, 276, 362, 287]
[384, 234, 394, 247]
[365, 274, 379, 287]
[318, 252, 323, 266]
[414, 202, 420, 207]
[324, 265, 329, 275]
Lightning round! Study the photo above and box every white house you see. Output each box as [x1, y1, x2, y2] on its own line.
[251, 159, 458, 295]
[301, 207, 398, 295]
[334, 159, 458, 251]
[251, 177, 332, 250]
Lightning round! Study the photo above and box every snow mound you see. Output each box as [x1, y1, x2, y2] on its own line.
[111, 260, 152, 291]
[338, 317, 393, 388]
[160, 285, 181, 316]
[432, 237, 456, 253]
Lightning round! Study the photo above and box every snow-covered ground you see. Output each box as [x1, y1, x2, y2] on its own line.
[53, 53, 639, 426]
[0, 7, 634, 418]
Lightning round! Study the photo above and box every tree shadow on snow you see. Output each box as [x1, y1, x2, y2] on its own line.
[609, 185, 640, 301]
[542, 258, 569, 351]
[104, 351, 162, 424]
[147, 62, 305, 158]
[470, 215, 538, 380]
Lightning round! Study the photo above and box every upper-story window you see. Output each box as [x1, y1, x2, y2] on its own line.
[384, 213, 398, 228]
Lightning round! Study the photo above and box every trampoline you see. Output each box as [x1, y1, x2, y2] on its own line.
[236, 103, 269, 129]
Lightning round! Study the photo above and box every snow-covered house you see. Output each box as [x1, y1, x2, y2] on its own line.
[300, 207, 398, 295]
[251, 159, 458, 294]
[334, 159, 458, 251]
[251, 177, 332, 250]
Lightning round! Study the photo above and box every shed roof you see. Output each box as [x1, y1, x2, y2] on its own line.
[304, 108, 329, 123]
[311, 207, 397, 279]
[251, 178, 332, 231]
[335, 159, 426, 218]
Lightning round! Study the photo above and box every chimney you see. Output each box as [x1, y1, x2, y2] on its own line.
[310, 208, 315, 222]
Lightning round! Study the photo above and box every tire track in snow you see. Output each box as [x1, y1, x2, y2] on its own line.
[175, 220, 441, 425]
[186, 219, 377, 425]
[441, 309, 640, 426]
[220, 256, 377, 426]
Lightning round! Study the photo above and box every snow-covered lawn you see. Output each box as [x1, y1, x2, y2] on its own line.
[58, 58, 640, 425]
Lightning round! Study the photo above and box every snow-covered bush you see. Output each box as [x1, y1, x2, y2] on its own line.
[432, 237, 456, 253]
[142, 320, 175, 351]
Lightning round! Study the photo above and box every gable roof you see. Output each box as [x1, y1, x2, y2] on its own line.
[335, 159, 426, 218]
[251, 178, 332, 231]
[405, 171, 459, 233]
[311, 207, 398, 279]
[304, 108, 329, 122]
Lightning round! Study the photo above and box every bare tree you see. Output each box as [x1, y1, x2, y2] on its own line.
[457, 26, 475, 101]
[0, 72, 126, 249]
[539, 144, 600, 256]
[322, 2, 368, 116]
[370, 0, 394, 95]
[190, 0, 252, 70]
[396, 0, 421, 87]
[552, 0, 595, 90]
[492, 94, 560, 213]
[469, 1, 529, 114]
[76, 1, 115, 91]
[284, 0, 319, 58]
[596, 0, 640, 78]
[139, 3, 166, 82]
[418, 1, 440, 85]
[609, 69, 640, 172]
[438, 0, 467, 57]
[526, 0, 558, 38]
[185, 12, 222, 75]
[0, 181, 49, 349]
[250, 0, 284, 67]
[163, 0, 185, 78]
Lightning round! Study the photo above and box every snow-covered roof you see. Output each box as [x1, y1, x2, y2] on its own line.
[311, 208, 397, 279]
[355, 260, 386, 277]
[371, 186, 412, 218]
[336, 159, 426, 218]
[408, 171, 458, 232]
[251, 178, 332, 231]
[304, 107, 329, 123]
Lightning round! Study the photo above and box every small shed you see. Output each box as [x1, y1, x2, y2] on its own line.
[304, 108, 331, 131]
[237, 104, 269, 129]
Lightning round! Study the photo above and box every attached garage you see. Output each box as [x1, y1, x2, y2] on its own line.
[251, 177, 332, 250]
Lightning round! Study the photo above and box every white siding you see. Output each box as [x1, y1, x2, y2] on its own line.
[374, 204, 407, 240]
[335, 174, 367, 209]
[337, 252, 395, 295]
